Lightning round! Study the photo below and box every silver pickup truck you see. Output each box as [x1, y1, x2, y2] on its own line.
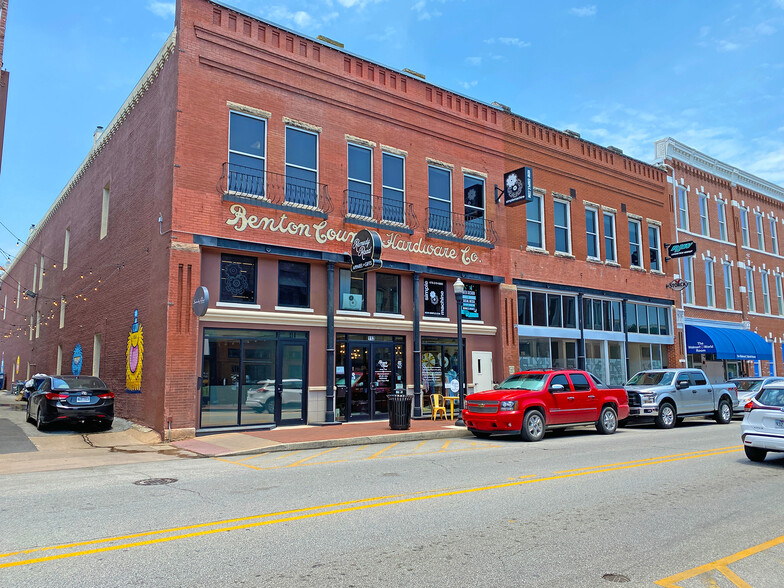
[624, 369, 738, 429]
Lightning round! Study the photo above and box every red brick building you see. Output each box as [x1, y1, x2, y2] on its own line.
[656, 138, 783, 380]
[0, 0, 674, 438]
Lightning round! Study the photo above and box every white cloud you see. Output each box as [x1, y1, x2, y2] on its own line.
[465, 56, 482, 66]
[264, 6, 338, 30]
[367, 27, 396, 42]
[570, 5, 597, 17]
[717, 39, 741, 51]
[147, 1, 175, 19]
[412, 0, 442, 20]
[457, 80, 478, 90]
[484, 37, 530, 48]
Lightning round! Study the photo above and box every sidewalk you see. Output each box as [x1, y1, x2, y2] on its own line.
[172, 418, 472, 457]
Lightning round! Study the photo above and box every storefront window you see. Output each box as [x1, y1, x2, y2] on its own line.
[339, 269, 366, 311]
[220, 254, 257, 304]
[608, 342, 625, 386]
[585, 340, 605, 381]
[376, 273, 400, 314]
[519, 337, 551, 370]
[421, 337, 462, 415]
[278, 261, 310, 308]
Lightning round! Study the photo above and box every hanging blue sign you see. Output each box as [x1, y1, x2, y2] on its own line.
[72, 343, 83, 376]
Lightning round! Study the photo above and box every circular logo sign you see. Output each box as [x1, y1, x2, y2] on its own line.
[449, 379, 460, 393]
[192, 286, 210, 317]
[350, 229, 382, 273]
[667, 278, 688, 292]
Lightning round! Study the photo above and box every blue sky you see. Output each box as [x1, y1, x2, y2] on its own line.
[1, 0, 783, 263]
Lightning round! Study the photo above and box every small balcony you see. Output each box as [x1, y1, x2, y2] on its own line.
[342, 189, 418, 233]
[426, 208, 497, 245]
[220, 163, 333, 217]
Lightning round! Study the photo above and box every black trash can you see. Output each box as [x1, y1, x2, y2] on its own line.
[388, 393, 412, 430]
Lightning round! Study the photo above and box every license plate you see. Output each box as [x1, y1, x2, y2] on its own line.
[776, 419, 784, 428]
[76, 397, 91, 403]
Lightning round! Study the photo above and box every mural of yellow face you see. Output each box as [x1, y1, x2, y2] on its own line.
[126, 309, 143, 393]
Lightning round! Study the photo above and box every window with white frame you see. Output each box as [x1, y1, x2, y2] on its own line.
[604, 212, 617, 263]
[585, 207, 600, 259]
[683, 257, 694, 304]
[347, 143, 373, 218]
[285, 127, 319, 207]
[464, 175, 486, 239]
[755, 213, 765, 251]
[100, 183, 110, 239]
[677, 186, 688, 230]
[740, 208, 750, 247]
[553, 199, 571, 254]
[746, 267, 756, 312]
[648, 225, 661, 271]
[428, 165, 452, 232]
[629, 219, 642, 268]
[382, 152, 405, 224]
[776, 274, 784, 316]
[39, 255, 44, 290]
[526, 193, 544, 249]
[32, 264, 37, 294]
[762, 270, 771, 314]
[723, 263, 733, 310]
[705, 258, 715, 307]
[717, 201, 728, 241]
[770, 217, 779, 255]
[698, 194, 709, 236]
[228, 111, 266, 196]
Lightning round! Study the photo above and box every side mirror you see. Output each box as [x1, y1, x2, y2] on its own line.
[493, 383, 500, 390]
[676, 380, 689, 390]
[550, 384, 565, 393]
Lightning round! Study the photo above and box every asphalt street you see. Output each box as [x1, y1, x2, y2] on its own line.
[1, 419, 782, 587]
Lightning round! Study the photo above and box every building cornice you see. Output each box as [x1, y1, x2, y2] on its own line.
[655, 137, 784, 203]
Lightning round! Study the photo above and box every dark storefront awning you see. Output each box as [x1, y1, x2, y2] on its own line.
[685, 325, 773, 361]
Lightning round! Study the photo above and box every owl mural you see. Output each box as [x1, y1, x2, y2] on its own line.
[126, 309, 143, 393]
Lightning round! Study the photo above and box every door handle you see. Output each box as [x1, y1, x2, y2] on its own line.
[588, 395, 595, 399]
[567, 396, 575, 401]
[692, 390, 698, 394]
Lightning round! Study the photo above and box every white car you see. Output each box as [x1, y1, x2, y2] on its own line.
[741, 383, 784, 462]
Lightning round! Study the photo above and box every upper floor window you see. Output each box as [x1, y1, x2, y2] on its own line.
[464, 175, 486, 240]
[755, 213, 765, 251]
[740, 208, 750, 247]
[698, 194, 709, 236]
[339, 268, 366, 311]
[428, 166, 452, 233]
[603, 212, 616, 263]
[526, 193, 544, 249]
[626, 303, 669, 336]
[723, 263, 734, 310]
[762, 270, 771, 314]
[683, 257, 694, 304]
[583, 298, 622, 332]
[585, 207, 599, 259]
[376, 273, 401, 315]
[776, 274, 784, 316]
[100, 182, 110, 239]
[649, 225, 661, 272]
[705, 258, 715, 307]
[228, 111, 266, 196]
[717, 201, 728, 241]
[382, 153, 405, 225]
[347, 144, 373, 218]
[746, 268, 756, 312]
[677, 186, 688, 230]
[553, 199, 571, 255]
[517, 290, 576, 329]
[63, 227, 70, 270]
[278, 261, 310, 308]
[770, 218, 779, 255]
[220, 253, 257, 304]
[628, 219, 642, 268]
[285, 127, 319, 207]
[32, 264, 37, 294]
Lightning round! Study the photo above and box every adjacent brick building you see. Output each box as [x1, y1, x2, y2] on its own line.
[0, 0, 676, 439]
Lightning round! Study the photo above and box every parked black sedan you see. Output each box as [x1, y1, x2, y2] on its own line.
[26, 375, 114, 431]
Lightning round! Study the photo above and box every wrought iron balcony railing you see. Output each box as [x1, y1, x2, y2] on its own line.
[426, 208, 497, 244]
[342, 189, 418, 230]
[220, 163, 333, 214]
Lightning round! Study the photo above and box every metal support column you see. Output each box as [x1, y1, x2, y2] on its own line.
[325, 261, 336, 422]
[413, 271, 422, 417]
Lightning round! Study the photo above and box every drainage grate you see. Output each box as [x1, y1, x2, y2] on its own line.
[602, 574, 630, 583]
[133, 478, 178, 486]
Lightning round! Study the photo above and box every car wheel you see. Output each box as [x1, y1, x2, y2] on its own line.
[714, 398, 732, 424]
[36, 406, 47, 432]
[264, 399, 275, 414]
[521, 409, 545, 442]
[471, 430, 491, 439]
[655, 402, 676, 429]
[596, 406, 618, 435]
[744, 446, 767, 462]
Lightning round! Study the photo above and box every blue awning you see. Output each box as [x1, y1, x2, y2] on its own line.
[685, 325, 773, 361]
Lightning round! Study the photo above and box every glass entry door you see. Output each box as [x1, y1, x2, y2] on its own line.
[278, 342, 306, 425]
[346, 342, 396, 420]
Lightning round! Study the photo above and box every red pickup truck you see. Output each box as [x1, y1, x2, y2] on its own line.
[463, 369, 629, 442]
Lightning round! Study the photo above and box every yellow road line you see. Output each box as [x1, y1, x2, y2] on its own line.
[656, 533, 784, 587]
[441, 440, 452, 450]
[275, 450, 301, 460]
[368, 442, 399, 459]
[717, 565, 753, 588]
[2, 445, 741, 569]
[286, 447, 338, 467]
[554, 446, 741, 473]
[212, 457, 263, 471]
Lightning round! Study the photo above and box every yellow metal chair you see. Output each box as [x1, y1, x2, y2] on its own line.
[430, 394, 447, 420]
